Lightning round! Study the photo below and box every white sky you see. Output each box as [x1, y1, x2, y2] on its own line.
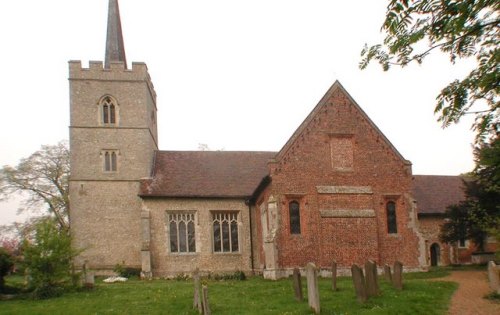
[0, 0, 476, 226]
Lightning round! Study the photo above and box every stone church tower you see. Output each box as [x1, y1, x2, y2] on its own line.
[69, 0, 158, 271]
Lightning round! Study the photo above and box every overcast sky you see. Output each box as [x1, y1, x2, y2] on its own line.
[0, 0, 476, 226]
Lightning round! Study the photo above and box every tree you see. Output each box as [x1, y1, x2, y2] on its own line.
[440, 136, 500, 251]
[360, 0, 499, 140]
[0, 247, 14, 292]
[0, 141, 70, 232]
[22, 218, 78, 299]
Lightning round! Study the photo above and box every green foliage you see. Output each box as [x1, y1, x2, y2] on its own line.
[113, 263, 141, 278]
[208, 270, 247, 281]
[360, 0, 499, 140]
[440, 136, 500, 251]
[0, 275, 456, 314]
[22, 219, 79, 299]
[0, 247, 14, 292]
[0, 141, 70, 231]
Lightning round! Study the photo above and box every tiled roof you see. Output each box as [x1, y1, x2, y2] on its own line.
[139, 151, 276, 198]
[412, 175, 466, 215]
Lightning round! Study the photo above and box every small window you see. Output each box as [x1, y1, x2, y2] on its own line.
[100, 96, 118, 125]
[386, 201, 397, 234]
[103, 150, 118, 172]
[289, 201, 301, 234]
[168, 212, 196, 253]
[212, 212, 239, 253]
[458, 238, 467, 248]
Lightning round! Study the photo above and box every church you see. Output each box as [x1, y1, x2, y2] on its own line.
[69, 0, 469, 279]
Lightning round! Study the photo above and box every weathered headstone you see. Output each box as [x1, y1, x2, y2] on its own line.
[351, 264, 367, 303]
[292, 268, 303, 301]
[82, 261, 94, 288]
[193, 268, 202, 314]
[202, 285, 211, 315]
[365, 260, 380, 297]
[393, 261, 403, 290]
[331, 260, 338, 291]
[487, 261, 500, 293]
[84, 273, 95, 288]
[306, 263, 320, 314]
[383, 264, 392, 283]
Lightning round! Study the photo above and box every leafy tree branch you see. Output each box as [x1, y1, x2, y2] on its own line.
[360, 0, 499, 141]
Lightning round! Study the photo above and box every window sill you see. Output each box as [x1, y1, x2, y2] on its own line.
[168, 252, 198, 256]
[212, 252, 241, 256]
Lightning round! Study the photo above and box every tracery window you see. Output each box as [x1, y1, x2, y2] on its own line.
[212, 212, 239, 253]
[168, 212, 196, 253]
[103, 150, 118, 172]
[386, 201, 397, 234]
[100, 96, 117, 125]
[289, 201, 301, 234]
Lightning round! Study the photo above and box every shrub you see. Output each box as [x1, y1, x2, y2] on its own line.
[208, 270, 247, 281]
[113, 262, 141, 278]
[0, 247, 14, 292]
[22, 219, 79, 299]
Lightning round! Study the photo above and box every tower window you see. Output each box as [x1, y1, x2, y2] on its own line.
[100, 96, 118, 125]
[102, 150, 118, 172]
[289, 201, 301, 234]
[212, 212, 239, 253]
[386, 201, 397, 234]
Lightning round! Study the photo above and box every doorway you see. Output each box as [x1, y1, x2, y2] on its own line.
[430, 243, 440, 266]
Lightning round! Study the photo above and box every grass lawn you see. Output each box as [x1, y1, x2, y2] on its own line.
[1, 273, 457, 315]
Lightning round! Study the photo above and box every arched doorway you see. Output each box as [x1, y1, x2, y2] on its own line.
[430, 243, 440, 266]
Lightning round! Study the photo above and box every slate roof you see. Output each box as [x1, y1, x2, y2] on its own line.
[139, 151, 276, 198]
[412, 175, 466, 215]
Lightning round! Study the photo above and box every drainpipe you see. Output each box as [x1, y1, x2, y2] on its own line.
[245, 198, 255, 274]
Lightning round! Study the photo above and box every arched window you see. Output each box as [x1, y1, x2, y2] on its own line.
[100, 96, 118, 125]
[386, 201, 397, 234]
[103, 150, 118, 172]
[289, 201, 301, 234]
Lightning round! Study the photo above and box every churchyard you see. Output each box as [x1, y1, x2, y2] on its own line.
[1, 267, 457, 315]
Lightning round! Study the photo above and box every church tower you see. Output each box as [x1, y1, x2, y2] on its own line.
[69, 0, 158, 272]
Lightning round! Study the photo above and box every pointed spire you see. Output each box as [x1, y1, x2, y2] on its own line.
[105, 0, 127, 69]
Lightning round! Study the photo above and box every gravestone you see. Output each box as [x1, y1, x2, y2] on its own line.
[393, 261, 403, 290]
[365, 260, 380, 297]
[331, 260, 338, 291]
[487, 261, 500, 293]
[292, 268, 303, 301]
[202, 285, 211, 315]
[383, 264, 392, 283]
[84, 273, 95, 288]
[82, 261, 94, 288]
[351, 264, 367, 303]
[193, 268, 202, 314]
[306, 263, 321, 314]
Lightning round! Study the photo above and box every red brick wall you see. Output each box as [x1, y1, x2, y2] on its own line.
[257, 84, 422, 270]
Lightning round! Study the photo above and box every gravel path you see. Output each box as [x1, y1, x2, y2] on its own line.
[437, 270, 500, 315]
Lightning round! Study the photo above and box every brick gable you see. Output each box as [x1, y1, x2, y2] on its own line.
[257, 81, 422, 277]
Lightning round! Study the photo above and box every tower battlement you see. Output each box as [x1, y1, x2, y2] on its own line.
[69, 60, 157, 102]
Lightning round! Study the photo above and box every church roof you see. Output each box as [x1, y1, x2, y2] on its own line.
[139, 151, 276, 198]
[412, 175, 466, 215]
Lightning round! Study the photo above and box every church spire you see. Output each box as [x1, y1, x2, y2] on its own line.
[105, 0, 127, 69]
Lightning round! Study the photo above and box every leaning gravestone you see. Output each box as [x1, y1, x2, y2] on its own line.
[487, 261, 500, 293]
[365, 260, 380, 297]
[202, 285, 211, 315]
[331, 260, 338, 291]
[306, 263, 320, 314]
[351, 264, 367, 303]
[393, 261, 403, 290]
[193, 268, 202, 314]
[292, 268, 303, 301]
[383, 264, 392, 283]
